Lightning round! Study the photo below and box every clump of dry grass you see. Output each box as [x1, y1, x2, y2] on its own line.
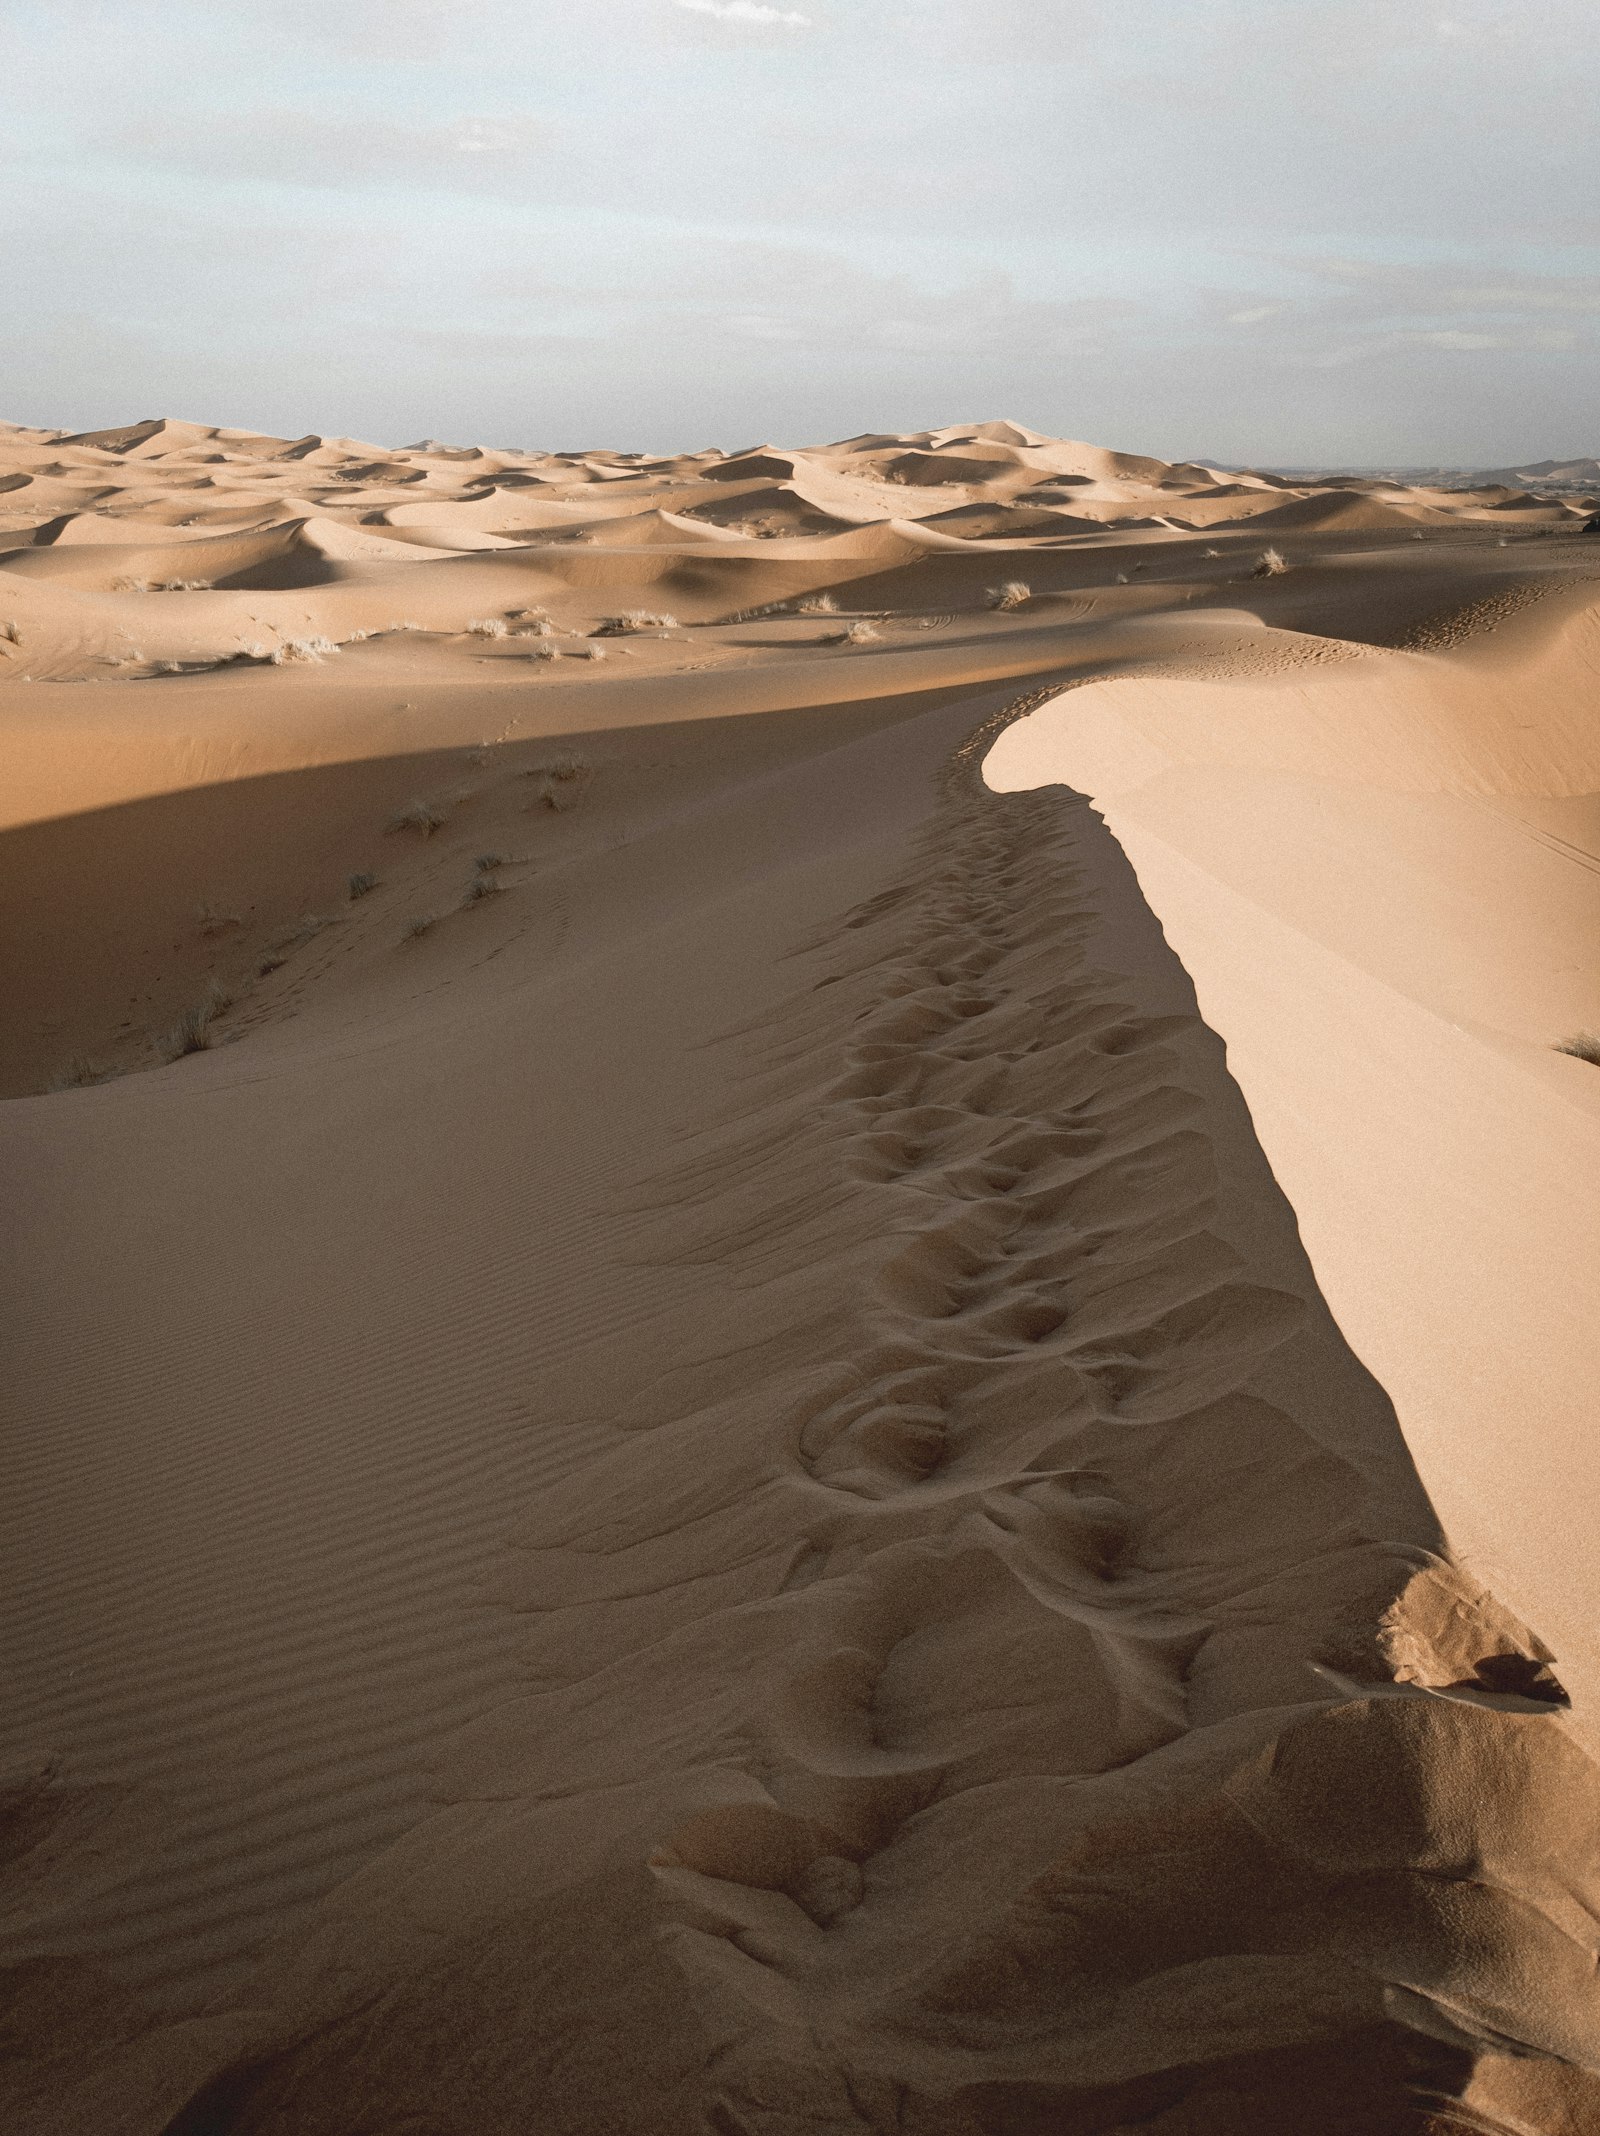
[828, 620, 880, 646]
[1555, 1033, 1600, 1066]
[510, 611, 555, 636]
[402, 912, 437, 941]
[579, 643, 607, 661]
[165, 978, 232, 1060]
[387, 799, 444, 838]
[467, 617, 508, 638]
[462, 872, 502, 905]
[273, 635, 342, 664]
[523, 752, 588, 812]
[594, 611, 677, 636]
[985, 581, 1031, 611]
[1253, 547, 1289, 578]
[47, 1055, 104, 1093]
[271, 912, 335, 955]
[526, 642, 560, 662]
[793, 594, 838, 616]
[347, 871, 380, 900]
[474, 852, 504, 872]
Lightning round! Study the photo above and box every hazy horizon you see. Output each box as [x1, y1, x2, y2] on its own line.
[6, 0, 1596, 463]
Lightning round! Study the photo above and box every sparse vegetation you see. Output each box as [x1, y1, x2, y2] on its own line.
[794, 594, 839, 616]
[1555, 1033, 1600, 1066]
[579, 643, 607, 661]
[512, 614, 556, 637]
[273, 635, 342, 664]
[165, 978, 232, 1060]
[47, 1055, 104, 1092]
[272, 912, 335, 954]
[474, 853, 504, 872]
[347, 871, 379, 900]
[387, 799, 444, 837]
[986, 581, 1031, 611]
[467, 618, 508, 638]
[403, 912, 437, 941]
[594, 611, 677, 636]
[1253, 548, 1288, 577]
[526, 641, 559, 661]
[462, 872, 502, 904]
[830, 620, 880, 646]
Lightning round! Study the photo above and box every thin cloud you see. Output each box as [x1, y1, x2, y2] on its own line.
[675, 0, 813, 25]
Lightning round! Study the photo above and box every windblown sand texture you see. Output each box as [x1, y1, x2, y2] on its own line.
[3, 413, 1599, 2133]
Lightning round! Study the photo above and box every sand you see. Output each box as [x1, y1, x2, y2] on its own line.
[2, 415, 1598, 2133]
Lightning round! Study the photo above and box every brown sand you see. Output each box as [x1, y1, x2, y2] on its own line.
[2, 416, 1598, 2133]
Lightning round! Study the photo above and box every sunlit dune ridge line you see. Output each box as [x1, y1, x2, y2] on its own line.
[2, 411, 1598, 2135]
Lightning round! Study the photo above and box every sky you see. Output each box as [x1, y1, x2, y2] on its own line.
[3, 0, 1597, 462]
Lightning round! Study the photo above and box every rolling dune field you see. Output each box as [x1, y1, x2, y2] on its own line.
[3, 414, 1598, 2134]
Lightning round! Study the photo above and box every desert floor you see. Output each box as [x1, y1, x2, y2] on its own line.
[3, 415, 1598, 2134]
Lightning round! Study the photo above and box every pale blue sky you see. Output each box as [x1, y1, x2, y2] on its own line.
[4, 0, 1596, 460]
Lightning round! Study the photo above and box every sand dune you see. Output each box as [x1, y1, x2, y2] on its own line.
[2, 416, 1599, 2133]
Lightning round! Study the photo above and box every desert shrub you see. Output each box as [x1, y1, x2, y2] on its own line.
[986, 581, 1031, 611]
[830, 620, 879, 646]
[1253, 548, 1288, 578]
[403, 912, 437, 941]
[387, 799, 444, 837]
[467, 618, 508, 638]
[526, 642, 559, 661]
[273, 635, 341, 664]
[1555, 1033, 1600, 1065]
[594, 611, 676, 636]
[794, 594, 839, 615]
[580, 644, 607, 661]
[462, 873, 501, 905]
[347, 871, 379, 900]
[166, 979, 232, 1060]
[47, 1056, 103, 1092]
[474, 853, 504, 872]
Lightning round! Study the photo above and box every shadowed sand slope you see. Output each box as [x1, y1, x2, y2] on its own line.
[3, 418, 1599, 2134]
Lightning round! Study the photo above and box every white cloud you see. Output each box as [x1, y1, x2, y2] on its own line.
[675, 0, 812, 24]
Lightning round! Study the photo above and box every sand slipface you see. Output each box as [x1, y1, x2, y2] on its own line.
[2, 417, 1598, 2133]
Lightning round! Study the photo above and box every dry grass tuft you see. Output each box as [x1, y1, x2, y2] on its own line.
[387, 799, 444, 838]
[594, 611, 677, 636]
[986, 581, 1031, 611]
[526, 641, 560, 662]
[273, 635, 342, 664]
[1555, 1033, 1600, 1066]
[474, 852, 504, 872]
[347, 870, 380, 900]
[403, 912, 437, 941]
[47, 1055, 104, 1093]
[166, 978, 232, 1060]
[1253, 547, 1289, 578]
[793, 594, 839, 616]
[467, 618, 508, 638]
[462, 872, 502, 905]
[829, 620, 880, 646]
[579, 643, 607, 661]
